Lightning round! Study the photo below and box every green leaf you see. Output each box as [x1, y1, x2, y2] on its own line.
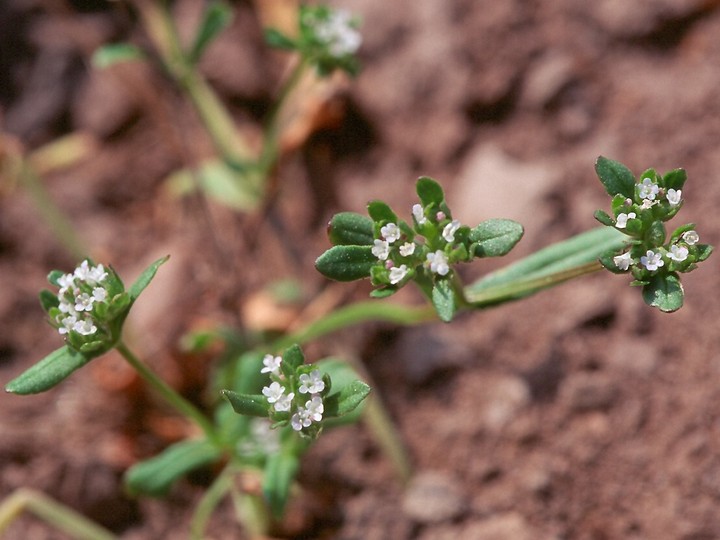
[470, 219, 524, 258]
[47, 270, 65, 287]
[695, 244, 713, 262]
[662, 168, 687, 191]
[328, 212, 374, 246]
[315, 245, 376, 282]
[646, 221, 666, 246]
[642, 273, 684, 312]
[128, 256, 169, 302]
[264, 28, 297, 50]
[5, 346, 91, 394]
[263, 452, 299, 518]
[594, 209, 615, 227]
[370, 287, 397, 298]
[92, 43, 145, 69]
[221, 390, 268, 417]
[432, 280, 457, 322]
[367, 201, 398, 223]
[323, 380, 371, 418]
[416, 176, 445, 207]
[164, 160, 261, 212]
[125, 439, 221, 497]
[188, 1, 233, 64]
[39, 289, 59, 312]
[595, 156, 636, 198]
[282, 344, 305, 373]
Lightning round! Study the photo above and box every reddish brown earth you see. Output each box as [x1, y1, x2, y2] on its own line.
[2, 1, 720, 539]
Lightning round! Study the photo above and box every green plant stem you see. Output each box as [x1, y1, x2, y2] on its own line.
[363, 394, 412, 483]
[465, 260, 603, 306]
[190, 464, 235, 540]
[273, 301, 436, 351]
[115, 340, 218, 443]
[0, 488, 117, 540]
[19, 163, 86, 260]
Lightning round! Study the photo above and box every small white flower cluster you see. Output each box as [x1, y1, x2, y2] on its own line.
[260, 354, 326, 433]
[308, 9, 361, 57]
[637, 177, 682, 209]
[613, 230, 699, 272]
[54, 261, 109, 336]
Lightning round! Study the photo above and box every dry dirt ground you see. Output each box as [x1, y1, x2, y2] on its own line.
[2, 1, 720, 539]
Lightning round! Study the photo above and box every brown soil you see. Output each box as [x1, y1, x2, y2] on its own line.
[2, 1, 720, 539]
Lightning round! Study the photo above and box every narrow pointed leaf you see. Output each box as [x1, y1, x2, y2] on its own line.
[470, 219, 524, 258]
[188, 1, 233, 63]
[128, 256, 169, 302]
[328, 212, 374, 246]
[432, 280, 457, 322]
[594, 209, 615, 227]
[39, 289, 59, 311]
[315, 245, 376, 281]
[125, 439, 221, 497]
[92, 43, 145, 68]
[416, 177, 445, 206]
[222, 390, 269, 417]
[642, 273, 683, 312]
[264, 452, 299, 518]
[5, 346, 90, 394]
[595, 156, 636, 198]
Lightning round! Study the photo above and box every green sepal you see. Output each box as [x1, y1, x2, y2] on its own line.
[367, 201, 398, 224]
[470, 219, 524, 258]
[315, 245, 376, 281]
[646, 221, 666, 246]
[662, 168, 687, 191]
[416, 177, 445, 207]
[39, 289, 59, 312]
[282, 344, 305, 372]
[263, 451, 299, 519]
[328, 212, 374, 246]
[594, 209, 615, 227]
[265, 28, 296, 50]
[92, 43, 145, 69]
[124, 439, 221, 497]
[370, 287, 398, 298]
[188, 1, 233, 64]
[642, 273, 684, 312]
[128, 256, 170, 302]
[5, 346, 91, 394]
[432, 280, 457, 322]
[323, 380, 371, 418]
[595, 156, 636, 198]
[221, 390, 269, 418]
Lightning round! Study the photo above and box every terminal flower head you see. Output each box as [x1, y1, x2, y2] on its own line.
[299, 370, 325, 394]
[426, 250, 450, 276]
[638, 177, 660, 201]
[640, 250, 664, 271]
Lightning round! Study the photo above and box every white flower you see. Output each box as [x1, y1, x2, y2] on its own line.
[262, 381, 287, 404]
[412, 204, 427, 225]
[640, 250, 664, 271]
[637, 178, 659, 200]
[682, 230, 699, 245]
[667, 244, 689, 262]
[260, 354, 282, 376]
[666, 189, 682, 206]
[399, 242, 415, 257]
[58, 315, 77, 335]
[389, 264, 408, 284]
[73, 318, 97, 336]
[58, 299, 74, 314]
[92, 287, 107, 303]
[74, 293, 95, 312]
[640, 199, 654, 210]
[615, 212, 636, 229]
[313, 9, 361, 57]
[305, 396, 324, 422]
[442, 220, 461, 243]
[74, 261, 107, 285]
[426, 250, 450, 276]
[380, 223, 401, 243]
[291, 408, 312, 431]
[613, 252, 632, 271]
[372, 239, 390, 261]
[273, 392, 295, 412]
[57, 273, 75, 294]
[299, 370, 325, 394]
